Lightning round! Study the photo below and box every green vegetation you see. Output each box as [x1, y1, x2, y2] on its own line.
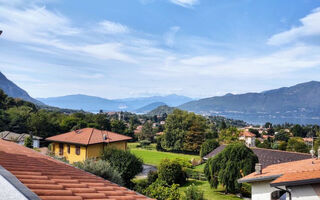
[159, 109, 210, 153]
[200, 139, 219, 157]
[144, 179, 181, 200]
[179, 180, 241, 200]
[286, 137, 309, 153]
[205, 143, 258, 194]
[101, 148, 143, 186]
[183, 184, 205, 200]
[73, 159, 123, 185]
[128, 143, 199, 166]
[158, 158, 187, 185]
[24, 136, 33, 148]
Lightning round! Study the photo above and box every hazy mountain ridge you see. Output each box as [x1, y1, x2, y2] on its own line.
[38, 94, 192, 112]
[179, 81, 320, 124]
[0, 72, 44, 105]
[135, 102, 166, 114]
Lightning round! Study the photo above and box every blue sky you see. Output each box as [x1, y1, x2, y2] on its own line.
[1, 0, 320, 99]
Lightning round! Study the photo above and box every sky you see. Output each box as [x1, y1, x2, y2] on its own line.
[1, 0, 320, 99]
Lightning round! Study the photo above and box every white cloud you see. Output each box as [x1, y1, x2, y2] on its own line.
[268, 7, 320, 45]
[164, 26, 180, 47]
[98, 20, 129, 34]
[170, 0, 199, 7]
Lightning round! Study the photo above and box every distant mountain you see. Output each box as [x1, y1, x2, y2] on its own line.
[147, 105, 175, 116]
[0, 72, 43, 105]
[135, 102, 166, 114]
[179, 81, 320, 124]
[115, 94, 193, 110]
[37, 94, 122, 112]
[38, 94, 192, 113]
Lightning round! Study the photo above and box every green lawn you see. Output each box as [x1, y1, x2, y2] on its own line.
[128, 142, 200, 166]
[179, 179, 241, 200]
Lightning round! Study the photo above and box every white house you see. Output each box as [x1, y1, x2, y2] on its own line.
[239, 131, 256, 147]
[238, 158, 320, 200]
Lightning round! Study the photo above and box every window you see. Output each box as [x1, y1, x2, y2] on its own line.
[59, 143, 63, 155]
[76, 145, 80, 155]
[67, 145, 70, 154]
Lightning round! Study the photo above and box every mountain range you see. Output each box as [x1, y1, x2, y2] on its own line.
[0, 72, 43, 105]
[38, 94, 192, 113]
[2, 71, 320, 124]
[179, 81, 320, 124]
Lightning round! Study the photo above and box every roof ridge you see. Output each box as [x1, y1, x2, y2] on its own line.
[251, 147, 311, 155]
[87, 128, 95, 145]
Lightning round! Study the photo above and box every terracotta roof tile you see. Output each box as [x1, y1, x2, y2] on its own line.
[0, 139, 151, 200]
[46, 128, 132, 145]
[239, 158, 320, 186]
[240, 131, 256, 137]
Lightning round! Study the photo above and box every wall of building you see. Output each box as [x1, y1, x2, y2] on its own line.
[108, 141, 127, 150]
[52, 142, 86, 163]
[251, 181, 278, 200]
[87, 143, 104, 158]
[290, 184, 320, 200]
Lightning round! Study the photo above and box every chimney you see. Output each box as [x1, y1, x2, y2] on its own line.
[103, 134, 107, 140]
[318, 148, 320, 159]
[255, 163, 262, 175]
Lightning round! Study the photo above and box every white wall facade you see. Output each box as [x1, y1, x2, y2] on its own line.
[290, 184, 320, 200]
[251, 182, 320, 200]
[251, 181, 278, 200]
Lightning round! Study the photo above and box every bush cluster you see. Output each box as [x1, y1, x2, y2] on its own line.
[158, 158, 187, 186]
[101, 148, 143, 186]
[183, 184, 205, 200]
[73, 159, 123, 185]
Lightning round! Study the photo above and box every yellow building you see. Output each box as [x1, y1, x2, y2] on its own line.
[46, 128, 132, 163]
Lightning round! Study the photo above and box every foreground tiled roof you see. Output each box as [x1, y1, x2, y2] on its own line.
[0, 139, 150, 200]
[239, 158, 320, 187]
[46, 128, 132, 145]
[203, 145, 310, 167]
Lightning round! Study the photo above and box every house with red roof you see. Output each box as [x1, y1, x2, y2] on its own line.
[238, 157, 320, 200]
[46, 128, 132, 163]
[239, 130, 256, 147]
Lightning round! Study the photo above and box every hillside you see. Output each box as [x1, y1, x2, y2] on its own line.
[135, 102, 166, 113]
[0, 72, 43, 105]
[147, 105, 175, 116]
[179, 81, 320, 124]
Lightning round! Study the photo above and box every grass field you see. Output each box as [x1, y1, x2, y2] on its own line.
[128, 142, 200, 166]
[179, 179, 242, 200]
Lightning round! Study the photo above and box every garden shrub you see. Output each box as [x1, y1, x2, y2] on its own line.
[144, 179, 180, 200]
[24, 136, 33, 148]
[101, 148, 143, 186]
[200, 139, 219, 157]
[183, 184, 205, 200]
[73, 159, 123, 185]
[147, 170, 158, 184]
[139, 140, 151, 148]
[158, 158, 187, 186]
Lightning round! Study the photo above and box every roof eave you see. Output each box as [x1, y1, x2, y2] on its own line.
[238, 174, 282, 184]
[270, 178, 320, 187]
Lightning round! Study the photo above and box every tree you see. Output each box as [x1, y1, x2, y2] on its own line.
[160, 109, 207, 153]
[95, 114, 111, 130]
[204, 143, 258, 194]
[200, 139, 219, 157]
[291, 124, 307, 138]
[6, 106, 33, 133]
[218, 127, 240, 144]
[287, 137, 309, 153]
[110, 119, 127, 134]
[24, 136, 33, 148]
[138, 121, 154, 141]
[101, 148, 143, 186]
[28, 111, 59, 138]
[274, 131, 290, 142]
[264, 122, 272, 129]
[158, 158, 187, 186]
